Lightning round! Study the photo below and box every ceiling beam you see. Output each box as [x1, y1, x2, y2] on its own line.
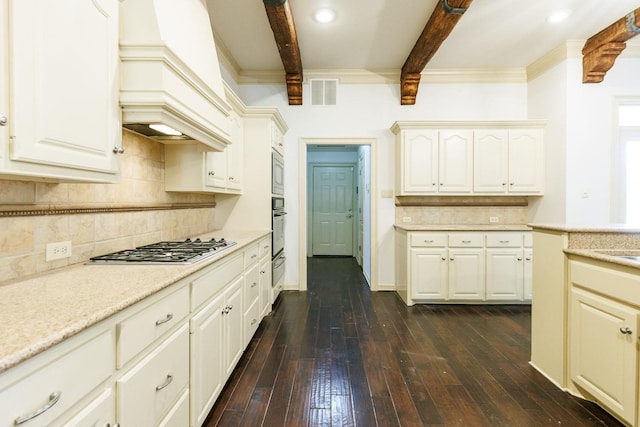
[582, 8, 640, 83]
[400, 0, 474, 105]
[263, 0, 303, 105]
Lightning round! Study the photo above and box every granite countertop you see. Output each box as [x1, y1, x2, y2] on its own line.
[0, 229, 270, 374]
[529, 223, 640, 233]
[564, 248, 640, 270]
[394, 224, 532, 231]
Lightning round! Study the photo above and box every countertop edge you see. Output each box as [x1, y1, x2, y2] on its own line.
[529, 223, 640, 233]
[394, 224, 532, 231]
[0, 229, 270, 374]
[564, 248, 640, 270]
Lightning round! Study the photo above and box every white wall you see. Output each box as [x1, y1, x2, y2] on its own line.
[528, 47, 640, 225]
[235, 80, 528, 289]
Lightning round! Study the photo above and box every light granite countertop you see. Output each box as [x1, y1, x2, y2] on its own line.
[564, 249, 640, 270]
[394, 224, 532, 231]
[0, 229, 270, 374]
[528, 223, 640, 233]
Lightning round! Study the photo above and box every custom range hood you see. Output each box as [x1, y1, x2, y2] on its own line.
[119, 0, 231, 151]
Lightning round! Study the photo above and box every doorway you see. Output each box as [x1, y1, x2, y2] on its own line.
[298, 137, 378, 291]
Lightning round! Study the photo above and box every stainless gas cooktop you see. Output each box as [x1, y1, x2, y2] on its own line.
[88, 238, 236, 265]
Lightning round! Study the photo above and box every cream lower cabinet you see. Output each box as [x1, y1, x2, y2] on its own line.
[399, 230, 531, 305]
[568, 259, 640, 426]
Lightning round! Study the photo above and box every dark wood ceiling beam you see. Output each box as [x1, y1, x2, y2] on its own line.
[582, 8, 640, 83]
[400, 0, 474, 105]
[263, 0, 303, 105]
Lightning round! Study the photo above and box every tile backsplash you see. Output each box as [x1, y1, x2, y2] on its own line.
[0, 130, 216, 285]
[396, 205, 529, 225]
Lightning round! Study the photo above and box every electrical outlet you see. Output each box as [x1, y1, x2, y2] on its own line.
[402, 217, 412, 223]
[489, 216, 499, 223]
[46, 241, 72, 261]
[381, 190, 393, 198]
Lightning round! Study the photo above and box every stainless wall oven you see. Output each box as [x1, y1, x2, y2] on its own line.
[272, 197, 286, 303]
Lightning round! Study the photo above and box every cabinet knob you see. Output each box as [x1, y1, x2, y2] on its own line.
[112, 146, 124, 154]
[208, 171, 215, 176]
[450, 257, 454, 261]
[620, 327, 633, 335]
[441, 257, 446, 261]
[517, 257, 523, 261]
[0, 116, 7, 126]
[510, 182, 515, 186]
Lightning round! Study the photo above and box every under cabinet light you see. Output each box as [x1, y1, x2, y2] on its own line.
[149, 124, 182, 136]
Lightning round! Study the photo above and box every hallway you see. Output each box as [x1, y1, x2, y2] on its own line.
[205, 257, 621, 426]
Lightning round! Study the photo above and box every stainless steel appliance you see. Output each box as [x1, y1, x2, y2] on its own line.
[88, 238, 236, 265]
[272, 151, 284, 196]
[272, 197, 286, 258]
[271, 197, 286, 303]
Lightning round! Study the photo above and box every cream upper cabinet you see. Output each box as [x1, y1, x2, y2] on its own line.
[165, 86, 244, 194]
[0, 0, 121, 182]
[508, 129, 544, 193]
[392, 121, 545, 196]
[397, 129, 439, 194]
[473, 129, 509, 193]
[438, 130, 473, 193]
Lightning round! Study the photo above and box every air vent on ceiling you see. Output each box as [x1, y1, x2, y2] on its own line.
[310, 79, 337, 106]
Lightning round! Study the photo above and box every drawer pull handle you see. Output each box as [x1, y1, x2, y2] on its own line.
[620, 327, 633, 335]
[15, 391, 61, 425]
[462, 240, 471, 243]
[499, 240, 510, 244]
[251, 254, 257, 259]
[156, 374, 173, 391]
[155, 313, 173, 326]
[424, 240, 434, 243]
[264, 245, 270, 249]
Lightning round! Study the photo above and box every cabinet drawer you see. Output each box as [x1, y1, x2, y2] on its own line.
[409, 233, 447, 247]
[63, 388, 114, 427]
[117, 285, 189, 368]
[448, 233, 484, 247]
[0, 330, 113, 427]
[244, 263, 260, 309]
[192, 252, 243, 310]
[117, 324, 189, 427]
[245, 242, 260, 268]
[244, 299, 261, 345]
[259, 237, 271, 259]
[486, 233, 523, 247]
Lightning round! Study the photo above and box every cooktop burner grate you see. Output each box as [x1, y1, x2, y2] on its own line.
[88, 238, 236, 265]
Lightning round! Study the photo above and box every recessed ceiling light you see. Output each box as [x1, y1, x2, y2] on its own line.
[314, 8, 336, 24]
[547, 9, 571, 24]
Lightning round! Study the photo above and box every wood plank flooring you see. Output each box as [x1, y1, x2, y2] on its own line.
[205, 256, 623, 426]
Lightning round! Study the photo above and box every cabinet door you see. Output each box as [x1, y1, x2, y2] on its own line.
[8, 0, 120, 176]
[448, 249, 485, 300]
[190, 293, 225, 427]
[205, 151, 228, 189]
[523, 249, 533, 300]
[570, 287, 638, 425]
[400, 130, 438, 194]
[224, 277, 244, 378]
[486, 249, 524, 300]
[438, 130, 473, 193]
[410, 248, 447, 300]
[226, 110, 243, 191]
[473, 129, 508, 193]
[260, 257, 272, 318]
[508, 129, 543, 193]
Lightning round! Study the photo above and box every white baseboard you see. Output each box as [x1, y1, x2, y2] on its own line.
[376, 282, 396, 292]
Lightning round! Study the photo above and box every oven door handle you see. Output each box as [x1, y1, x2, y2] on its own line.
[273, 257, 286, 268]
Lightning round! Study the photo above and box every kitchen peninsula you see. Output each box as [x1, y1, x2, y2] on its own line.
[530, 224, 640, 426]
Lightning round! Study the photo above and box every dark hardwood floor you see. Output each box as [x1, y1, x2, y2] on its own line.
[205, 256, 622, 426]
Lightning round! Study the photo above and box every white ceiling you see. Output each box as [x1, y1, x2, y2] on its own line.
[206, 0, 640, 78]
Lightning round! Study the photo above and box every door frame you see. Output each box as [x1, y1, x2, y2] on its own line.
[298, 137, 378, 291]
[309, 162, 357, 256]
